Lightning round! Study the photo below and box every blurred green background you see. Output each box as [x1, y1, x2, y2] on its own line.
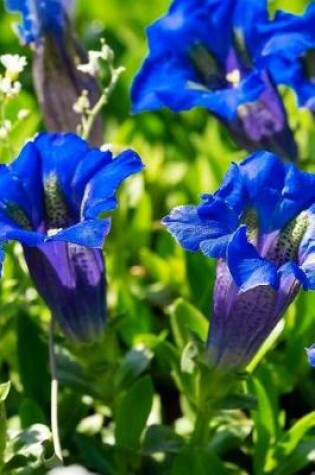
[0, 0, 314, 474]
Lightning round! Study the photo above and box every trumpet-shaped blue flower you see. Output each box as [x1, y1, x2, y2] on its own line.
[5, 0, 104, 145]
[0, 132, 144, 341]
[163, 151, 315, 369]
[259, 3, 315, 112]
[131, 0, 299, 160]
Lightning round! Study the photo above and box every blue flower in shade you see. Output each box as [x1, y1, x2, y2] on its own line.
[131, 0, 298, 160]
[163, 152, 315, 369]
[0, 132, 144, 341]
[5, 0, 69, 44]
[5, 0, 104, 146]
[259, 3, 315, 112]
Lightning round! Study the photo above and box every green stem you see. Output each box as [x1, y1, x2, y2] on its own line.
[81, 64, 124, 141]
[190, 367, 237, 447]
[191, 409, 212, 446]
[49, 317, 63, 464]
[82, 94, 107, 141]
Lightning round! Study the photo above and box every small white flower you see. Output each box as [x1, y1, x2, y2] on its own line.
[0, 76, 21, 97]
[73, 90, 90, 114]
[0, 54, 27, 80]
[77, 43, 114, 77]
[77, 51, 103, 76]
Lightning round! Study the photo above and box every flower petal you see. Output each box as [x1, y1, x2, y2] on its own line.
[233, 0, 268, 58]
[48, 219, 111, 248]
[163, 198, 238, 257]
[82, 150, 144, 218]
[34, 133, 90, 202]
[10, 141, 44, 227]
[228, 226, 279, 291]
[23, 242, 106, 342]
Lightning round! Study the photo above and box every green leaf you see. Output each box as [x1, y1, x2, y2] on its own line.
[250, 375, 278, 475]
[222, 392, 257, 410]
[270, 440, 315, 475]
[0, 382, 10, 403]
[279, 411, 315, 454]
[185, 252, 215, 314]
[265, 411, 315, 472]
[141, 249, 171, 284]
[19, 398, 46, 428]
[0, 403, 6, 467]
[0, 381, 10, 466]
[247, 320, 284, 373]
[142, 425, 184, 455]
[171, 447, 230, 475]
[115, 375, 154, 450]
[16, 312, 50, 405]
[74, 434, 115, 475]
[115, 347, 152, 391]
[168, 299, 208, 349]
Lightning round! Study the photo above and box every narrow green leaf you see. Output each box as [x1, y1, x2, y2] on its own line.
[0, 382, 10, 403]
[171, 447, 230, 475]
[115, 348, 152, 391]
[168, 298, 208, 349]
[250, 376, 277, 475]
[265, 411, 315, 472]
[16, 312, 50, 405]
[271, 440, 315, 475]
[0, 403, 6, 467]
[142, 424, 184, 455]
[74, 434, 115, 475]
[280, 411, 315, 454]
[115, 375, 154, 450]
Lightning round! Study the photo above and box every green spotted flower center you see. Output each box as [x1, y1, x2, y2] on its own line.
[242, 208, 259, 243]
[268, 212, 309, 267]
[6, 203, 31, 229]
[189, 43, 225, 89]
[44, 175, 68, 229]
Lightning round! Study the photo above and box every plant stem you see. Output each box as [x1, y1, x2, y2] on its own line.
[191, 409, 212, 446]
[82, 93, 107, 141]
[49, 317, 63, 464]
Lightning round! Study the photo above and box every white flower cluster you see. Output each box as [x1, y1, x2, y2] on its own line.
[73, 89, 90, 114]
[74, 39, 125, 139]
[77, 42, 114, 77]
[0, 54, 27, 98]
[0, 54, 29, 144]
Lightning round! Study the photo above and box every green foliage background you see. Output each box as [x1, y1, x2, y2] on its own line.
[0, 0, 314, 473]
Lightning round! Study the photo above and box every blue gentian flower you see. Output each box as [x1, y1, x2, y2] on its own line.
[5, 0, 70, 44]
[0, 132, 144, 341]
[131, 0, 298, 160]
[259, 3, 315, 112]
[163, 151, 315, 369]
[5, 0, 104, 145]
